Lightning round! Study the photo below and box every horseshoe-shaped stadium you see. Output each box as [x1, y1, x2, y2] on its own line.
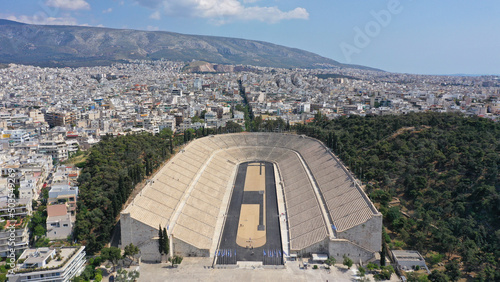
[120, 133, 382, 264]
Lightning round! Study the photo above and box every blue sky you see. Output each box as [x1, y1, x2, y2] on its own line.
[2, 0, 499, 75]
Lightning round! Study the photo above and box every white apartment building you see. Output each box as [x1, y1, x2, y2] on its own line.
[28, 110, 45, 123]
[0, 197, 31, 256]
[19, 178, 39, 201]
[2, 130, 30, 145]
[7, 246, 86, 282]
[46, 204, 72, 240]
[38, 136, 68, 162]
[65, 140, 79, 157]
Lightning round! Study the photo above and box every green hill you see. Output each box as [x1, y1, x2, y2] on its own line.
[296, 112, 500, 281]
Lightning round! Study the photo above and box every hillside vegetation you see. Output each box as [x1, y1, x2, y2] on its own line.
[295, 113, 500, 281]
[74, 132, 172, 253]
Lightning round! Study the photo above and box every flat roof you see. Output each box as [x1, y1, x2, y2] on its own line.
[392, 250, 424, 261]
[47, 204, 67, 217]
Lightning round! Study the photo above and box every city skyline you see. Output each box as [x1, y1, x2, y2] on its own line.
[1, 0, 500, 75]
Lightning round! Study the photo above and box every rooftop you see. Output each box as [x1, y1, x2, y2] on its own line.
[47, 204, 68, 217]
[15, 246, 84, 272]
[391, 250, 425, 261]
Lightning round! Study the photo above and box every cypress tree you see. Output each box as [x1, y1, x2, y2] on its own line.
[163, 227, 169, 255]
[158, 225, 163, 254]
[381, 238, 387, 266]
[111, 194, 119, 218]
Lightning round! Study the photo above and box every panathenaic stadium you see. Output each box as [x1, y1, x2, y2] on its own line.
[120, 133, 382, 265]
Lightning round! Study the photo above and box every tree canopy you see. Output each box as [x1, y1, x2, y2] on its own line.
[101, 246, 122, 271]
[295, 112, 500, 279]
[74, 132, 172, 253]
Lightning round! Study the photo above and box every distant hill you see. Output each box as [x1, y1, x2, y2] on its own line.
[0, 19, 378, 70]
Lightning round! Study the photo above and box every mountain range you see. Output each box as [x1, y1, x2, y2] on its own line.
[0, 19, 376, 70]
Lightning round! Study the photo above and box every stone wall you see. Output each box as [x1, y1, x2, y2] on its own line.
[336, 215, 382, 253]
[328, 239, 376, 263]
[120, 212, 161, 262]
[290, 237, 330, 257]
[172, 236, 210, 257]
[140, 240, 162, 262]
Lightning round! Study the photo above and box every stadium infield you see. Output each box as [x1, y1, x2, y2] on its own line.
[216, 161, 283, 265]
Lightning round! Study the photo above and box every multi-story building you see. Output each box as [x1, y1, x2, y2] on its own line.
[0, 197, 32, 219]
[19, 178, 39, 201]
[7, 246, 86, 282]
[46, 204, 72, 240]
[44, 112, 76, 128]
[0, 197, 31, 256]
[65, 140, 79, 157]
[159, 118, 176, 133]
[28, 110, 45, 123]
[2, 130, 30, 146]
[48, 185, 78, 220]
[0, 221, 29, 257]
[38, 136, 68, 162]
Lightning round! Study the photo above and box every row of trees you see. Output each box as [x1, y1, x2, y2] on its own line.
[158, 225, 169, 256]
[295, 112, 500, 280]
[158, 224, 183, 267]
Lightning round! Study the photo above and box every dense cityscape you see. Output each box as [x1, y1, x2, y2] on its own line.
[2, 60, 499, 139]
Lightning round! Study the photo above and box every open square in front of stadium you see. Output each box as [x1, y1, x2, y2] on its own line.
[138, 257, 400, 282]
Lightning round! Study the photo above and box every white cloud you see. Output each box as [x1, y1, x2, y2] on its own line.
[45, 0, 91, 10]
[149, 11, 161, 20]
[239, 6, 309, 23]
[146, 25, 159, 31]
[6, 14, 78, 25]
[135, 0, 309, 24]
[102, 8, 113, 14]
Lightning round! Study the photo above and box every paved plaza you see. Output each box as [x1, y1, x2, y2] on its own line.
[137, 257, 400, 282]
